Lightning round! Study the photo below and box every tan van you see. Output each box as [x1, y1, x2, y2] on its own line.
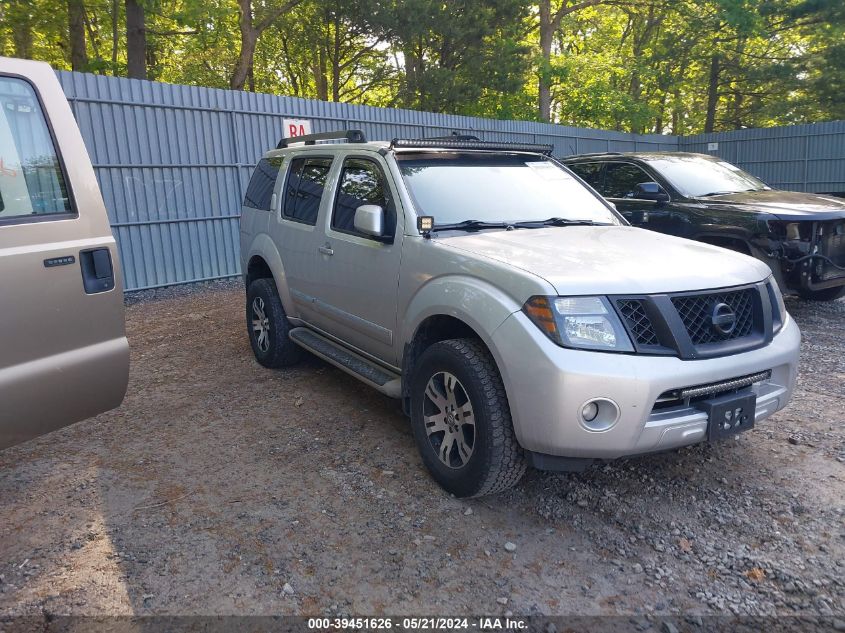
[0, 57, 129, 449]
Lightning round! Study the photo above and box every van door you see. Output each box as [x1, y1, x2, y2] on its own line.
[0, 58, 129, 450]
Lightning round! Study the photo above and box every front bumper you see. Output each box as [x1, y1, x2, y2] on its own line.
[490, 311, 800, 460]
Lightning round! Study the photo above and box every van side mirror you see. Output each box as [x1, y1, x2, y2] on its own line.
[353, 204, 385, 237]
[634, 182, 669, 203]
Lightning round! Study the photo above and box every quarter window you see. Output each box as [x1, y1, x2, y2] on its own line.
[332, 158, 395, 238]
[0, 76, 73, 223]
[602, 163, 654, 198]
[244, 157, 283, 211]
[283, 157, 333, 225]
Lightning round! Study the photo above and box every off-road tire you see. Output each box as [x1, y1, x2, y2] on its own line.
[246, 278, 302, 368]
[410, 338, 526, 497]
[797, 285, 845, 301]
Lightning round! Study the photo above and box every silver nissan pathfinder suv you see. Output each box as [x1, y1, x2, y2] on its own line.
[239, 131, 800, 497]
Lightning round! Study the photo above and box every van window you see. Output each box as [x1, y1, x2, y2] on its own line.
[244, 157, 283, 210]
[283, 157, 333, 225]
[0, 76, 73, 222]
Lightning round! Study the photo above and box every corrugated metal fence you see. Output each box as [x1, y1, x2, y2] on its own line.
[55, 70, 845, 291]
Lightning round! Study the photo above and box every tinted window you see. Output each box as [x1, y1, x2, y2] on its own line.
[244, 157, 283, 210]
[0, 76, 72, 223]
[283, 157, 333, 225]
[398, 154, 619, 225]
[645, 155, 769, 197]
[332, 158, 395, 237]
[568, 162, 603, 188]
[603, 163, 653, 198]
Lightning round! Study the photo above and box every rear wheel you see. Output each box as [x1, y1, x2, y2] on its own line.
[410, 338, 525, 497]
[246, 278, 302, 368]
[797, 285, 845, 301]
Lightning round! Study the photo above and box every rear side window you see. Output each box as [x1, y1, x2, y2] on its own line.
[603, 163, 653, 198]
[568, 162, 603, 188]
[283, 157, 333, 225]
[332, 158, 395, 238]
[243, 157, 283, 210]
[0, 76, 73, 223]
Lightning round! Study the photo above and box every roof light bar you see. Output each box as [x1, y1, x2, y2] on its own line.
[277, 129, 366, 149]
[390, 138, 554, 155]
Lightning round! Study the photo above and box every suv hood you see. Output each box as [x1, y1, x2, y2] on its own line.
[699, 189, 845, 220]
[437, 225, 771, 296]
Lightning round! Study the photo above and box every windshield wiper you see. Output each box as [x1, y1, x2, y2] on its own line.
[511, 217, 613, 228]
[430, 219, 511, 231]
[429, 217, 613, 232]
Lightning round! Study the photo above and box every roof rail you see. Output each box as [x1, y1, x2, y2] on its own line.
[277, 129, 366, 149]
[390, 137, 554, 155]
[567, 151, 623, 158]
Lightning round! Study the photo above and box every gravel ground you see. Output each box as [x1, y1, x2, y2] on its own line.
[0, 281, 842, 623]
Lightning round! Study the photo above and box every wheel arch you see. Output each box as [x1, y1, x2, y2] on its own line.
[243, 234, 295, 315]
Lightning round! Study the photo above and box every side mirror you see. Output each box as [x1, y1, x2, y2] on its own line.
[353, 204, 385, 237]
[634, 181, 669, 203]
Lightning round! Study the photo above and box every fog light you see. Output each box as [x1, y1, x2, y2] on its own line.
[581, 402, 599, 422]
[578, 398, 621, 432]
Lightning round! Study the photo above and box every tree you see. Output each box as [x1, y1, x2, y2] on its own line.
[67, 0, 89, 70]
[231, 0, 303, 90]
[126, 0, 146, 79]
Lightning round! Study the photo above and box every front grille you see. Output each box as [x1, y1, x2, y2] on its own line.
[616, 299, 658, 345]
[671, 288, 755, 345]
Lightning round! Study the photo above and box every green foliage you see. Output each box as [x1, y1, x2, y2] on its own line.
[0, 0, 842, 132]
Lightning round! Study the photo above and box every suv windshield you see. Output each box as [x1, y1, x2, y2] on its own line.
[645, 154, 770, 198]
[397, 153, 621, 226]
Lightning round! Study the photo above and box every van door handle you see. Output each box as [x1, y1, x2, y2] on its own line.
[79, 247, 116, 294]
[318, 244, 334, 256]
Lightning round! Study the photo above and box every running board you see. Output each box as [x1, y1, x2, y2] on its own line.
[288, 328, 402, 398]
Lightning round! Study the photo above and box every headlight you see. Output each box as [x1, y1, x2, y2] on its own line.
[523, 296, 634, 352]
[766, 276, 787, 332]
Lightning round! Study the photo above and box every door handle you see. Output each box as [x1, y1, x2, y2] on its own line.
[79, 247, 116, 294]
[318, 244, 334, 256]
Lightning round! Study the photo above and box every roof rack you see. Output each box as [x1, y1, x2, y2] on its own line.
[277, 129, 366, 149]
[390, 137, 554, 155]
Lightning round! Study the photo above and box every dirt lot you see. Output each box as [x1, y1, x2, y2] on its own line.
[1, 281, 843, 622]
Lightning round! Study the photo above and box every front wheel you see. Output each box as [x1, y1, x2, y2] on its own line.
[798, 285, 845, 301]
[409, 338, 526, 497]
[246, 278, 302, 368]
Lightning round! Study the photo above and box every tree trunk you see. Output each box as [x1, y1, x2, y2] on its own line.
[125, 0, 146, 79]
[9, 0, 34, 58]
[111, 0, 119, 68]
[67, 0, 88, 71]
[704, 54, 720, 133]
[538, 0, 553, 122]
[314, 47, 329, 101]
[231, 0, 257, 90]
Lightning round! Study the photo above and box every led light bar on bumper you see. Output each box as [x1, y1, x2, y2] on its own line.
[523, 296, 634, 352]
